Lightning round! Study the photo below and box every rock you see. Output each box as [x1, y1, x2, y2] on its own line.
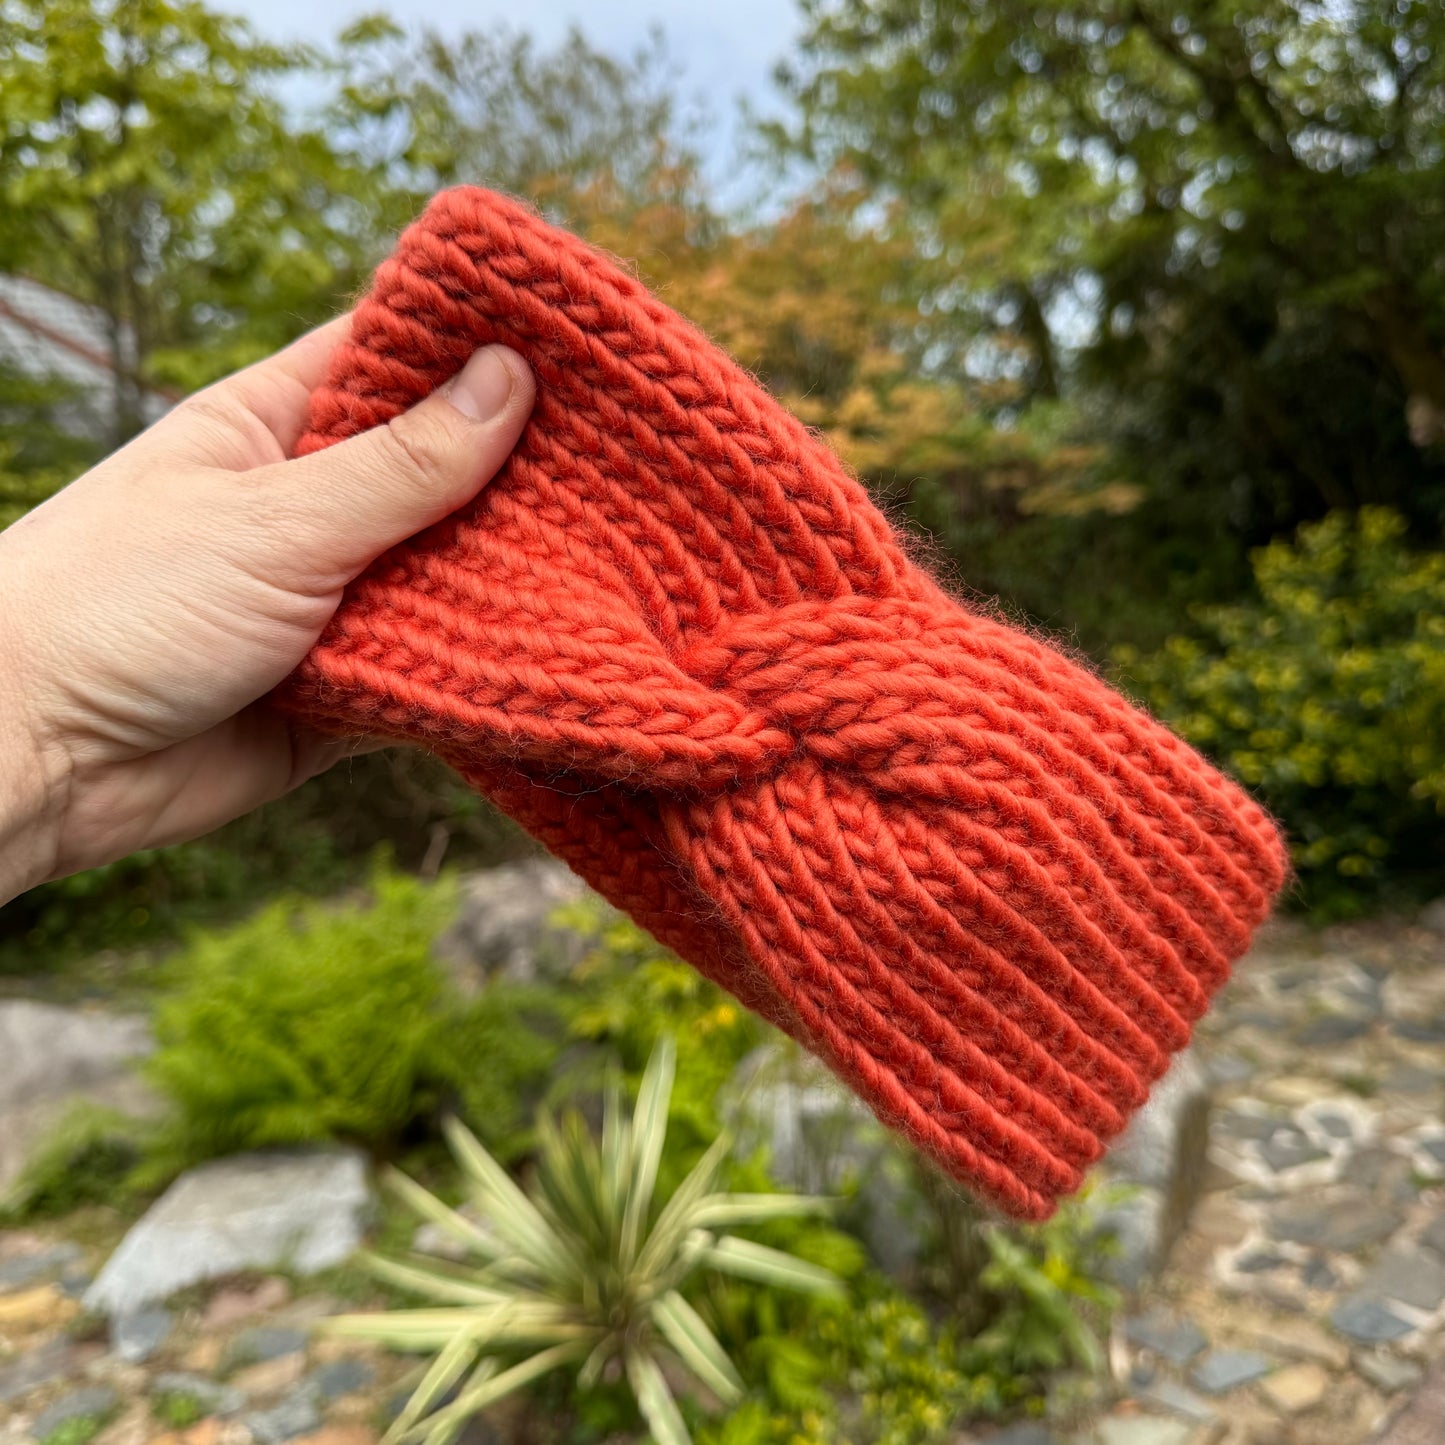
[111, 1306, 172, 1363]
[0, 1340, 77, 1405]
[978, 1426, 1060, 1445]
[201, 1278, 291, 1331]
[0, 1284, 78, 1332]
[241, 1389, 322, 1445]
[1295, 1015, 1370, 1046]
[1190, 1349, 1271, 1395]
[1087, 1418, 1193, 1445]
[725, 1043, 925, 1276]
[1123, 1309, 1208, 1366]
[1208, 1055, 1257, 1087]
[1188, 1195, 1249, 1247]
[1370, 1358, 1445, 1445]
[1131, 1379, 1216, 1423]
[1258, 1132, 1330, 1173]
[150, 1374, 246, 1419]
[1105, 1051, 1212, 1246]
[1421, 1214, 1445, 1258]
[1300, 1256, 1338, 1291]
[30, 1386, 120, 1441]
[292, 1430, 376, 1445]
[0, 1245, 83, 1293]
[1418, 898, 1445, 934]
[1354, 1351, 1423, 1395]
[1092, 1189, 1166, 1292]
[0, 1003, 156, 1197]
[1358, 1245, 1445, 1312]
[223, 1327, 309, 1371]
[1329, 1294, 1413, 1344]
[230, 1354, 308, 1399]
[1381, 1064, 1437, 1094]
[1260, 1362, 1327, 1413]
[304, 1359, 373, 1403]
[1235, 1317, 1348, 1370]
[432, 860, 589, 991]
[1391, 1016, 1445, 1044]
[85, 1149, 372, 1316]
[1235, 1248, 1287, 1274]
[1267, 1194, 1400, 1251]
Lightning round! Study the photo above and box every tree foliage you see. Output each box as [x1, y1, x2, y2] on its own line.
[0, 0, 381, 440]
[779, 0, 1445, 640]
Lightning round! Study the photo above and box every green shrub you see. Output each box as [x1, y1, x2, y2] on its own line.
[1116, 508, 1445, 912]
[144, 864, 558, 1177]
[0, 1102, 145, 1222]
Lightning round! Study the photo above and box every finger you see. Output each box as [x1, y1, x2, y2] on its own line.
[229, 344, 535, 594]
[151, 313, 356, 469]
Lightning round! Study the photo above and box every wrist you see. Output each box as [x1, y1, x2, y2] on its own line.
[0, 633, 66, 904]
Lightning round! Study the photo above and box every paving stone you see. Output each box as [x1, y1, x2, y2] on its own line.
[1381, 1064, 1437, 1094]
[1260, 1362, 1327, 1414]
[230, 1354, 307, 1399]
[1329, 1293, 1413, 1343]
[1354, 1350, 1423, 1395]
[149, 1373, 245, 1418]
[1209, 1054, 1257, 1086]
[1218, 1110, 1285, 1143]
[1087, 1418, 1193, 1445]
[1268, 1195, 1401, 1251]
[304, 1359, 373, 1403]
[0, 1246, 83, 1293]
[1310, 1109, 1356, 1140]
[1123, 1309, 1208, 1366]
[1390, 1016, 1445, 1043]
[1420, 1214, 1445, 1257]
[978, 1426, 1060, 1445]
[1358, 1244, 1445, 1311]
[222, 1326, 309, 1371]
[111, 1305, 172, 1363]
[1235, 1248, 1287, 1274]
[1300, 1255, 1338, 1291]
[1190, 1348, 1271, 1394]
[0, 1284, 78, 1332]
[1418, 1137, 1445, 1166]
[1259, 1133, 1330, 1172]
[0, 1340, 77, 1405]
[1131, 1379, 1216, 1423]
[30, 1386, 120, 1440]
[241, 1389, 322, 1445]
[1236, 1317, 1348, 1369]
[1296, 1015, 1370, 1046]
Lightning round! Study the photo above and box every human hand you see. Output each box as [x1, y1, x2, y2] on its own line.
[0, 316, 534, 903]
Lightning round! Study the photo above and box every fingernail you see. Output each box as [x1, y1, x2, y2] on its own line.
[445, 346, 516, 422]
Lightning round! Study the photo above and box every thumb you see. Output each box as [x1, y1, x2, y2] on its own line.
[255, 344, 535, 589]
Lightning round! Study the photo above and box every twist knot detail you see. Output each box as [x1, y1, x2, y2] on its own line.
[278, 187, 1289, 1220]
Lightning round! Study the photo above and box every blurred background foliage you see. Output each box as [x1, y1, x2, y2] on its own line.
[2, 0, 1443, 939]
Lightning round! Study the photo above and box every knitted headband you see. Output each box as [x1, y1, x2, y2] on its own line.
[279, 186, 1287, 1220]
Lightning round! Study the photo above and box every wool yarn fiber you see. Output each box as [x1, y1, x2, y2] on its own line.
[279, 186, 1288, 1219]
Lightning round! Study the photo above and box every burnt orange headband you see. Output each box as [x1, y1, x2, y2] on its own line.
[278, 187, 1287, 1219]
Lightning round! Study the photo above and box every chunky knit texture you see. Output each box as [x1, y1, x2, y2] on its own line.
[279, 186, 1288, 1220]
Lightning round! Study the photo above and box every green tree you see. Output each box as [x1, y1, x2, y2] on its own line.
[778, 0, 1445, 643]
[0, 0, 382, 444]
[331, 17, 706, 233]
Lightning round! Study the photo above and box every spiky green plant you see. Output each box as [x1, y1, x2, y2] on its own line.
[329, 1037, 844, 1445]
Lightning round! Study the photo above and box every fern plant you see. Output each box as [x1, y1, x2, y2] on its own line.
[330, 1037, 844, 1445]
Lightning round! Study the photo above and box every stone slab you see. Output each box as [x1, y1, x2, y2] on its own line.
[85, 1149, 371, 1317]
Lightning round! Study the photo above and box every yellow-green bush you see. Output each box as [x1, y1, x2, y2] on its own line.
[1117, 509, 1445, 912]
[145, 865, 559, 1176]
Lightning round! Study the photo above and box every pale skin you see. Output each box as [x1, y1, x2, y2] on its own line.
[0, 315, 536, 906]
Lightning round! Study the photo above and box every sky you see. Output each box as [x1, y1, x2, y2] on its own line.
[225, 0, 806, 190]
